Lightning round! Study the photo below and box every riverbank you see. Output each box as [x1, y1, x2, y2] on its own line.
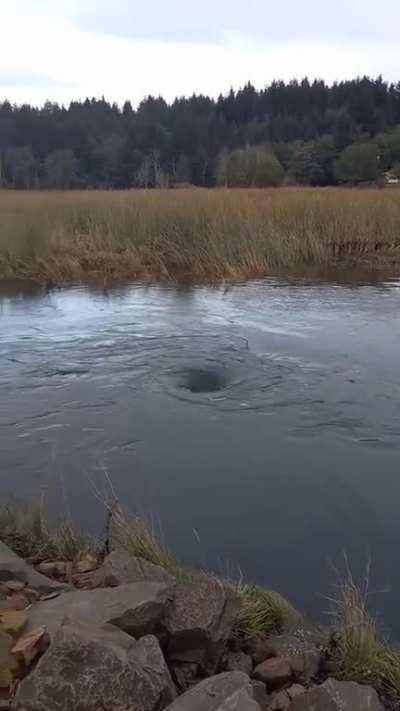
[1, 188, 400, 285]
[1, 502, 399, 710]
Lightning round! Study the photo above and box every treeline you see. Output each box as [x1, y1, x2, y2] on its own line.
[1, 76, 400, 190]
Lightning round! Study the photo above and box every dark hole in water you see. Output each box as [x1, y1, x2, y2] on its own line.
[180, 368, 227, 394]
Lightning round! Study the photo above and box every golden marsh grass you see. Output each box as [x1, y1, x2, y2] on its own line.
[1, 187, 400, 284]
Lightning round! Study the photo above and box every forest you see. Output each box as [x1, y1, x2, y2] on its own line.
[1, 76, 400, 189]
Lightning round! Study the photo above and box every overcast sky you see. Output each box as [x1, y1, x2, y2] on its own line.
[1, 0, 399, 107]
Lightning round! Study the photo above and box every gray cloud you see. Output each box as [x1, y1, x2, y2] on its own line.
[74, 0, 399, 46]
[0, 71, 76, 89]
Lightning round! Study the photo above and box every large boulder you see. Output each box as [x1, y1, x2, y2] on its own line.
[164, 577, 239, 674]
[91, 549, 175, 588]
[14, 622, 177, 711]
[163, 672, 259, 711]
[290, 678, 384, 710]
[27, 581, 173, 640]
[0, 543, 68, 596]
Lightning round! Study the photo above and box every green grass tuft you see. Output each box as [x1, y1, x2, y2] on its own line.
[329, 563, 400, 700]
[106, 503, 180, 576]
[330, 564, 380, 680]
[232, 582, 301, 639]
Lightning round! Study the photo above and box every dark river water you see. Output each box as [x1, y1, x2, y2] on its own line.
[1, 277, 400, 634]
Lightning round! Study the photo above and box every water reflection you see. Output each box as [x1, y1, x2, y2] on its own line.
[0, 278, 44, 304]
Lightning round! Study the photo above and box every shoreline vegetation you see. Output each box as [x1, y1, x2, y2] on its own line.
[1, 501, 400, 708]
[1, 187, 400, 286]
[0, 501, 298, 640]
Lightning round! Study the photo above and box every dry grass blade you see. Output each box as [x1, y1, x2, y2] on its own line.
[105, 502, 179, 575]
[0, 501, 94, 563]
[328, 559, 400, 700]
[330, 562, 380, 679]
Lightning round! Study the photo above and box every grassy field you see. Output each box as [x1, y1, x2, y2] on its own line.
[1, 187, 400, 284]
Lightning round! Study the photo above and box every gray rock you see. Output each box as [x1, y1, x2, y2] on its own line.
[0, 543, 68, 596]
[14, 622, 176, 711]
[253, 657, 292, 691]
[223, 650, 253, 675]
[170, 662, 200, 692]
[286, 685, 306, 700]
[289, 678, 384, 711]
[92, 549, 174, 588]
[27, 580, 173, 640]
[268, 686, 305, 711]
[266, 635, 320, 684]
[36, 561, 67, 579]
[269, 690, 291, 711]
[245, 636, 275, 664]
[251, 680, 269, 709]
[164, 577, 239, 673]
[0, 629, 20, 689]
[219, 690, 262, 711]
[164, 672, 259, 711]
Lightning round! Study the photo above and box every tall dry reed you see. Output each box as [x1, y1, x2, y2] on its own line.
[1, 187, 400, 283]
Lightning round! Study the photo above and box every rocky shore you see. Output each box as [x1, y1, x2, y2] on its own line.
[0, 528, 391, 711]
